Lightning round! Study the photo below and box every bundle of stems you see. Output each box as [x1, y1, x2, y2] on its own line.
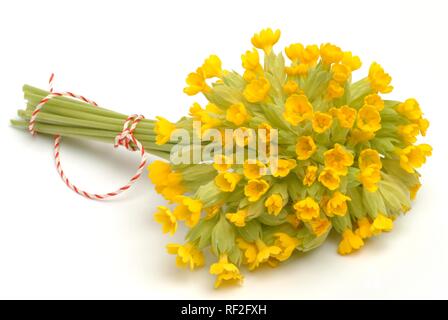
[11, 85, 175, 160]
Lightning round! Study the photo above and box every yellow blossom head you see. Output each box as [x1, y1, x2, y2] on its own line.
[368, 62, 393, 93]
[295, 136, 317, 160]
[294, 197, 320, 221]
[272, 159, 297, 177]
[336, 105, 357, 128]
[318, 168, 341, 190]
[226, 102, 250, 126]
[398, 144, 432, 173]
[215, 172, 241, 192]
[320, 43, 343, 65]
[264, 194, 283, 215]
[338, 229, 364, 255]
[324, 143, 354, 175]
[283, 94, 314, 126]
[155, 116, 176, 145]
[209, 254, 243, 288]
[154, 206, 177, 236]
[326, 192, 351, 217]
[251, 28, 281, 54]
[244, 179, 270, 202]
[167, 243, 205, 270]
[303, 165, 318, 186]
[312, 112, 333, 133]
[243, 77, 271, 103]
[357, 105, 381, 133]
[243, 160, 266, 179]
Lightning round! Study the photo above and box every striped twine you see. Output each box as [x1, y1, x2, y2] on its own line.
[29, 74, 147, 200]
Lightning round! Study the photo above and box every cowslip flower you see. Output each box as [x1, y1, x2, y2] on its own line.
[210, 254, 243, 288]
[320, 43, 343, 65]
[336, 105, 357, 128]
[359, 165, 381, 192]
[244, 179, 270, 202]
[251, 28, 281, 54]
[283, 94, 314, 126]
[368, 62, 393, 93]
[201, 55, 223, 79]
[167, 243, 205, 270]
[309, 218, 331, 237]
[398, 144, 432, 173]
[226, 102, 250, 126]
[312, 112, 333, 133]
[326, 192, 351, 217]
[296, 136, 317, 160]
[243, 160, 266, 179]
[357, 105, 381, 133]
[243, 77, 271, 103]
[303, 165, 318, 186]
[183, 68, 210, 96]
[324, 143, 354, 176]
[215, 172, 241, 192]
[273, 233, 300, 261]
[318, 168, 341, 190]
[294, 197, 320, 221]
[154, 206, 177, 236]
[155, 116, 176, 145]
[396, 98, 422, 121]
[173, 196, 203, 228]
[226, 209, 248, 227]
[264, 194, 283, 215]
[371, 214, 394, 235]
[271, 159, 296, 178]
[338, 229, 364, 255]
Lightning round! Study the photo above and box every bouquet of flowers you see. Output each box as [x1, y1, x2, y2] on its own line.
[11, 28, 431, 288]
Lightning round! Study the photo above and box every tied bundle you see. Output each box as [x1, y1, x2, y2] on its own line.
[11, 28, 432, 288]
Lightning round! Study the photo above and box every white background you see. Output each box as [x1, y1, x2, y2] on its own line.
[0, 0, 447, 299]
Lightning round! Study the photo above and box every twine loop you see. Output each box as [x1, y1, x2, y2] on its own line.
[28, 74, 147, 200]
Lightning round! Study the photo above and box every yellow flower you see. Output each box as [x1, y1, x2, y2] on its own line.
[368, 62, 393, 93]
[309, 218, 331, 237]
[326, 192, 351, 217]
[242, 48, 261, 71]
[332, 63, 351, 83]
[295, 136, 317, 160]
[148, 160, 172, 186]
[201, 55, 223, 78]
[358, 148, 382, 170]
[312, 112, 333, 133]
[410, 183, 421, 200]
[358, 165, 381, 192]
[336, 105, 357, 128]
[258, 122, 273, 143]
[251, 28, 281, 54]
[342, 51, 362, 71]
[167, 243, 205, 270]
[154, 206, 177, 236]
[173, 196, 203, 228]
[398, 124, 419, 144]
[338, 229, 364, 255]
[243, 160, 267, 179]
[243, 77, 271, 103]
[318, 168, 341, 190]
[398, 144, 432, 173]
[148, 161, 185, 202]
[283, 94, 314, 126]
[285, 43, 304, 62]
[396, 98, 422, 121]
[237, 239, 281, 270]
[300, 45, 320, 65]
[283, 80, 300, 95]
[209, 254, 243, 288]
[215, 172, 242, 192]
[364, 94, 384, 111]
[155, 116, 176, 145]
[324, 143, 354, 175]
[327, 80, 344, 99]
[213, 154, 232, 172]
[271, 159, 297, 177]
[244, 179, 270, 202]
[264, 194, 283, 215]
[226, 209, 248, 227]
[294, 197, 320, 221]
[348, 128, 374, 145]
[226, 102, 250, 125]
[303, 165, 318, 186]
[285, 64, 309, 76]
[320, 43, 343, 65]
[371, 213, 394, 235]
[355, 217, 373, 239]
[273, 233, 300, 261]
[183, 68, 210, 96]
[357, 105, 381, 133]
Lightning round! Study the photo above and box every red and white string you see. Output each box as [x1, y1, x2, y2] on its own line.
[29, 74, 147, 200]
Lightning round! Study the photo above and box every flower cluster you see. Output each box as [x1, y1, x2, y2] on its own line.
[150, 28, 431, 288]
